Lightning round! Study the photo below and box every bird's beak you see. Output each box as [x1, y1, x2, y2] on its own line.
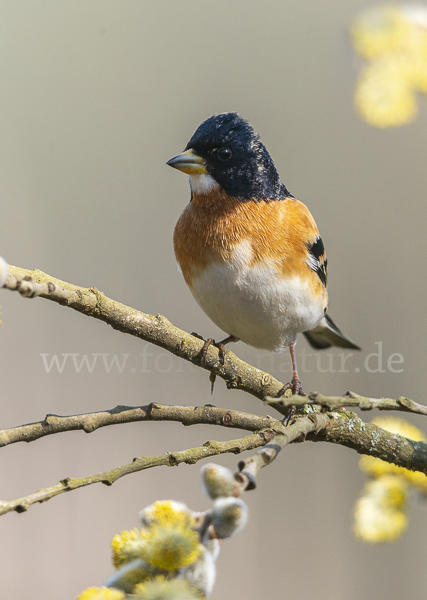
[166, 148, 208, 175]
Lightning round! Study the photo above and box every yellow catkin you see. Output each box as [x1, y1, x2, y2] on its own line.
[354, 475, 408, 543]
[351, 4, 427, 127]
[143, 525, 200, 571]
[111, 528, 147, 568]
[76, 587, 125, 600]
[351, 7, 411, 58]
[132, 576, 203, 600]
[354, 57, 417, 128]
[141, 500, 193, 528]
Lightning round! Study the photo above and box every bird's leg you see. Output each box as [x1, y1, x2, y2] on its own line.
[192, 332, 238, 365]
[191, 333, 239, 394]
[276, 344, 306, 424]
[197, 336, 215, 363]
[277, 343, 306, 397]
[216, 335, 239, 365]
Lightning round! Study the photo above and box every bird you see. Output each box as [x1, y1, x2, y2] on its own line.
[167, 112, 359, 396]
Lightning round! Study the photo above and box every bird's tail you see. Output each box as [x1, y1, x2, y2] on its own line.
[303, 314, 360, 350]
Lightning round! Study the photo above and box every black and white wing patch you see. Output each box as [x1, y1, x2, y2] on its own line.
[306, 236, 328, 287]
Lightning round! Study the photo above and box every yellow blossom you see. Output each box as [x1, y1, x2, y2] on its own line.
[111, 509, 201, 574]
[143, 525, 200, 571]
[111, 528, 147, 569]
[351, 6, 412, 58]
[404, 49, 427, 92]
[354, 57, 418, 128]
[131, 576, 203, 600]
[351, 4, 427, 127]
[354, 475, 408, 543]
[140, 501, 194, 529]
[359, 416, 427, 492]
[77, 587, 125, 600]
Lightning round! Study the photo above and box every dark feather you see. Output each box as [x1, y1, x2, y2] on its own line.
[303, 314, 360, 350]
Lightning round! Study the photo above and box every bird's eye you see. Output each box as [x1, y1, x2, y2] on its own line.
[218, 148, 232, 161]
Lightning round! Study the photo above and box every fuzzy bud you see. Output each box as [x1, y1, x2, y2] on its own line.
[103, 558, 155, 593]
[200, 463, 236, 499]
[210, 497, 248, 538]
[178, 544, 217, 598]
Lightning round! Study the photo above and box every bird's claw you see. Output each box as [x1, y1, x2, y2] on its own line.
[276, 377, 306, 398]
[276, 377, 306, 426]
[216, 342, 226, 365]
[191, 333, 226, 365]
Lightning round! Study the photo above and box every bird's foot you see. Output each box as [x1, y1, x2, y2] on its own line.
[191, 332, 232, 366]
[276, 376, 306, 398]
[276, 377, 306, 425]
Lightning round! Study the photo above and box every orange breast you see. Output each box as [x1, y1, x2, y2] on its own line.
[173, 191, 326, 302]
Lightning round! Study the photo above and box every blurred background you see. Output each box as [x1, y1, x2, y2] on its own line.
[1, 1, 427, 598]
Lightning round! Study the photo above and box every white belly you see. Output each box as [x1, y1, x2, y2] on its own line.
[190, 260, 324, 351]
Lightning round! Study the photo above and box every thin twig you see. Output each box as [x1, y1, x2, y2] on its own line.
[0, 403, 278, 448]
[265, 391, 427, 418]
[0, 430, 276, 516]
[234, 412, 330, 493]
[234, 409, 427, 494]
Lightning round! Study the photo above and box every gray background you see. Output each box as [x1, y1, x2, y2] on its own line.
[1, 2, 426, 599]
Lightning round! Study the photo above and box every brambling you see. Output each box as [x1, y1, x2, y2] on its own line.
[167, 113, 359, 395]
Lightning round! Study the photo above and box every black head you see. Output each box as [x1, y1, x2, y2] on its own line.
[184, 113, 292, 201]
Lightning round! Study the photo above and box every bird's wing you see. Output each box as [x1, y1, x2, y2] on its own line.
[305, 235, 328, 288]
[303, 314, 360, 350]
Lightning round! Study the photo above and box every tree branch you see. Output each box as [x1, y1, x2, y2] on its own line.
[2, 404, 427, 516]
[266, 391, 427, 418]
[0, 403, 278, 448]
[234, 412, 330, 493]
[311, 410, 427, 474]
[0, 430, 275, 516]
[234, 409, 427, 492]
[4, 264, 427, 507]
[4, 266, 284, 399]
